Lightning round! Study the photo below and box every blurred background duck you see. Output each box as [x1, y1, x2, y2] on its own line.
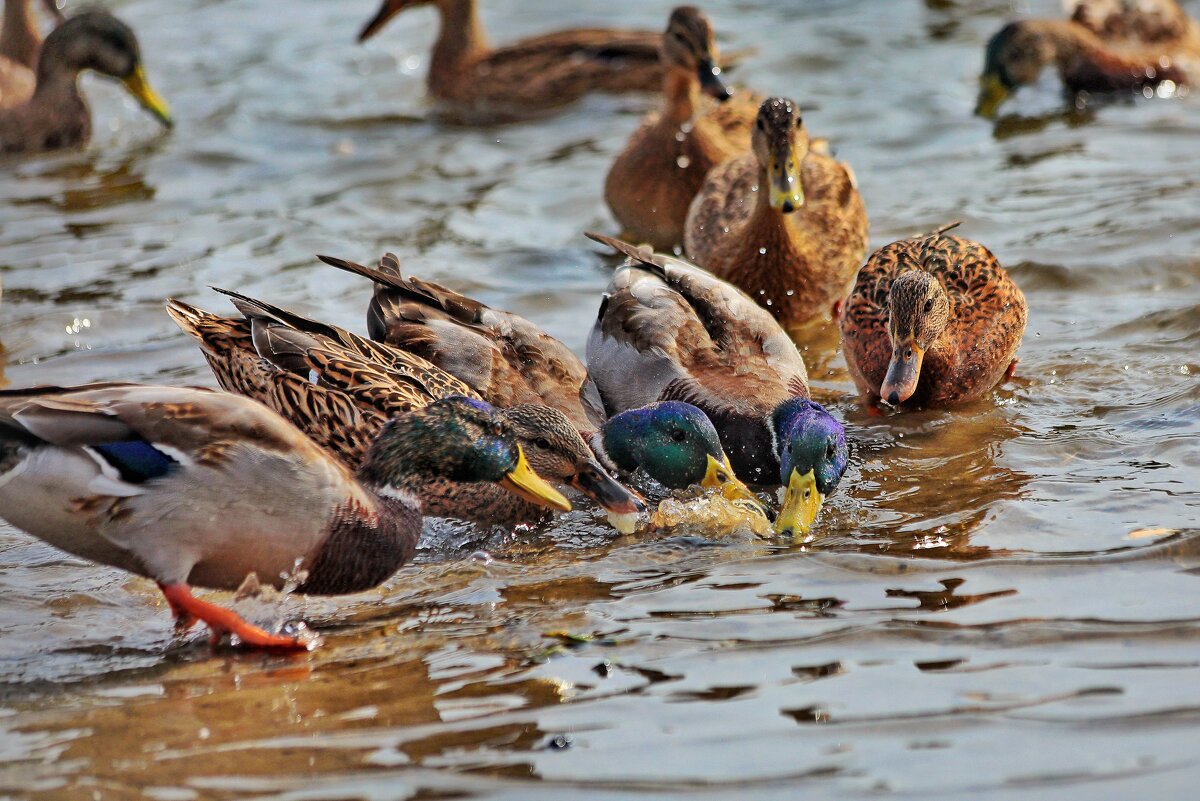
[586, 233, 849, 538]
[0, 385, 567, 650]
[840, 226, 1027, 409]
[166, 291, 652, 529]
[0, 0, 64, 108]
[685, 97, 867, 329]
[605, 5, 757, 251]
[0, 9, 171, 155]
[356, 0, 663, 120]
[976, 0, 1198, 117]
[318, 252, 763, 515]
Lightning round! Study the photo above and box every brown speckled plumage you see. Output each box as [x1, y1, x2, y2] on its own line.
[357, 0, 661, 122]
[604, 6, 756, 251]
[685, 97, 868, 329]
[840, 230, 1028, 408]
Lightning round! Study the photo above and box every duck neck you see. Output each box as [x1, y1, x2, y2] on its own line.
[429, 0, 488, 95]
[660, 66, 700, 126]
[1, 0, 39, 69]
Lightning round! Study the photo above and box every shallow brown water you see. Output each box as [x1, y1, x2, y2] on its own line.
[1, 0, 1199, 798]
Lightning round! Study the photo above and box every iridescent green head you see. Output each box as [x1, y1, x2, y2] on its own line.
[360, 396, 570, 512]
[772, 398, 849, 537]
[601, 401, 763, 511]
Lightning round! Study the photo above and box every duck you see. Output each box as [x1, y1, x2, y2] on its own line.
[0, 10, 171, 155]
[976, 0, 1198, 117]
[684, 96, 868, 330]
[166, 290, 640, 529]
[839, 225, 1028, 408]
[0, 0, 63, 109]
[356, 0, 663, 120]
[604, 5, 758, 251]
[585, 232, 850, 537]
[316, 252, 765, 514]
[0, 385, 569, 650]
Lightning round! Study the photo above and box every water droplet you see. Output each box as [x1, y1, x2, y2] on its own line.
[758, 247, 767, 255]
[675, 131, 686, 142]
[676, 155, 691, 169]
[786, 289, 794, 296]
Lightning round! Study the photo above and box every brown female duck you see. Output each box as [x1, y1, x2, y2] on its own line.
[167, 290, 639, 528]
[605, 6, 757, 251]
[0, 384, 567, 650]
[976, 0, 1198, 116]
[840, 227, 1027, 408]
[0, 10, 171, 155]
[357, 0, 663, 119]
[0, 0, 63, 108]
[684, 97, 867, 329]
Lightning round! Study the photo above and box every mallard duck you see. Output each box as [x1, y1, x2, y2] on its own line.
[585, 232, 849, 537]
[0, 385, 567, 650]
[684, 97, 868, 329]
[976, 0, 1198, 117]
[0, 10, 170, 155]
[604, 6, 759, 251]
[356, 0, 662, 119]
[317, 252, 764, 513]
[166, 291, 640, 528]
[0, 0, 64, 109]
[839, 226, 1028, 408]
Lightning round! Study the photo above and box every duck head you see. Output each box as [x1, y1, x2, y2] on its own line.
[976, 21, 1056, 117]
[662, 6, 731, 101]
[752, 97, 807, 214]
[601, 401, 764, 513]
[502, 404, 642, 520]
[881, 270, 950, 406]
[772, 399, 848, 537]
[39, 11, 172, 128]
[361, 396, 570, 511]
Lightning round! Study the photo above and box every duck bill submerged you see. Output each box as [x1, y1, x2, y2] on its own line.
[569, 461, 643, 515]
[776, 468, 824, 537]
[701, 454, 767, 515]
[121, 65, 173, 129]
[975, 73, 1009, 118]
[500, 448, 572, 512]
[880, 342, 924, 405]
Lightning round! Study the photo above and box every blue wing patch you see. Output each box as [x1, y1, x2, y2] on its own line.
[91, 440, 178, 483]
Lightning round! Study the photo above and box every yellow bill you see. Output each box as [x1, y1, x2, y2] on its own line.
[701, 453, 766, 515]
[500, 447, 572, 512]
[975, 73, 1008, 119]
[121, 64, 173, 129]
[776, 468, 824, 537]
[768, 149, 805, 213]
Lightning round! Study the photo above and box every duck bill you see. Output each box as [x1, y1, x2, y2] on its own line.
[569, 461, 644, 515]
[500, 448, 572, 512]
[975, 73, 1009, 118]
[880, 341, 923, 406]
[696, 58, 732, 101]
[701, 453, 767, 515]
[768, 148, 804, 214]
[358, 0, 406, 42]
[121, 65, 173, 129]
[776, 468, 824, 537]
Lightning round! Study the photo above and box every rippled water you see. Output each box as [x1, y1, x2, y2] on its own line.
[1, 0, 1199, 797]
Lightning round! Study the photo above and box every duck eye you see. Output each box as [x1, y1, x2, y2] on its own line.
[795, 117, 803, 128]
[923, 299, 934, 313]
[825, 442, 836, 460]
[535, 437, 552, 450]
[671, 429, 688, 443]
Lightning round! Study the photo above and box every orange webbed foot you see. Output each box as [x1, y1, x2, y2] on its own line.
[158, 582, 318, 651]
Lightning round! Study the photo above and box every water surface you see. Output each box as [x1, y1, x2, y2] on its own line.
[1, 0, 1199, 798]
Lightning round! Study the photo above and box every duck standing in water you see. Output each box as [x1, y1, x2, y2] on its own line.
[605, 5, 757, 251]
[976, 0, 1198, 117]
[317, 252, 766, 516]
[357, 0, 663, 120]
[586, 233, 850, 537]
[0, 386, 567, 650]
[685, 96, 867, 329]
[840, 227, 1028, 408]
[0, 10, 171, 154]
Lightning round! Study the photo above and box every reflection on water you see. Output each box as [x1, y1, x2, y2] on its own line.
[1, 0, 1199, 798]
